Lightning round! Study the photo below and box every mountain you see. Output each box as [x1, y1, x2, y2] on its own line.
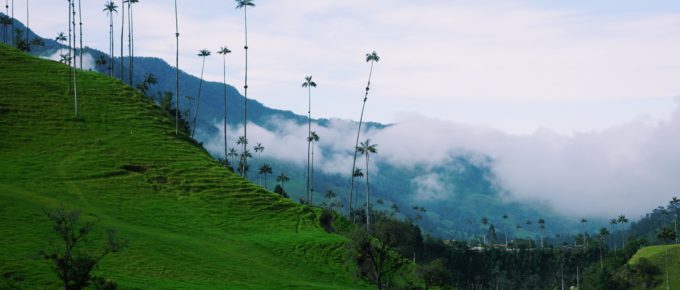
[4, 15, 593, 240]
[0, 43, 371, 289]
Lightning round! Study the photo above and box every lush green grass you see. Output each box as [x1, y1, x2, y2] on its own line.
[629, 244, 680, 289]
[0, 44, 371, 289]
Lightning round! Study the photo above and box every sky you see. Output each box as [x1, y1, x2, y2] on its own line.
[16, 0, 680, 218]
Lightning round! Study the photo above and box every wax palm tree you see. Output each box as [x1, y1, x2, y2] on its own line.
[236, 0, 255, 178]
[481, 217, 490, 245]
[218, 46, 232, 164]
[502, 214, 509, 247]
[123, 0, 139, 84]
[77, 0, 83, 70]
[55, 32, 66, 58]
[173, 0, 179, 135]
[236, 136, 249, 177]
[302, 75, 317, 202]
[357, 139, 377, 232]
[671, 197, 680, 244]
[658, 227, 676, 290]
[103, 1, 117, 76]
[0, 15, 10, 44]
[190, 49, 211, 138]
[276, 172, 289, 192]
[227, 147, 238, 169]
[598, 227, 609, 270]
[618, 215, 628, 249]
[258, 163, 272, 189]
[10, 0, 14, 47]
[609, 218, 618, 254]
[324, 189, 336, 200]
[307, 131, 319, 204]
[253, 142, 264, 185]
[537, 219, 546, 249]
[349, 51, 380, 219]
[580, 218, 588, 248]
[119, 0, 124, 81]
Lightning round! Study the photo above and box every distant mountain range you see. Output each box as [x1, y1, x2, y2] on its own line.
[5, 14, 598, 240]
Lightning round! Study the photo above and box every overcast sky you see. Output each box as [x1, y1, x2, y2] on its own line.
[18, 0, 680, 134]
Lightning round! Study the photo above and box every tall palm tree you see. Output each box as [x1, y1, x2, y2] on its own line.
[657, 227, 676, 290]
[481, 217, 490, 245]
[502, 214, 509, 247]
[302, 75, 317, 202]
[352, 168, 363, 219]
[258, 163, 272, 189]
[253, 142, 264, 185]
[349, 51, 380, 219]
[68, 0, 78, 118]
[236, 136, 248, 177]
[77, 0, 82, 70]
[23, 0, 27, 51]
[190, 49, 211, 138]
[537, 219, 546, 249]
[227, 147, 238, 169]
[235, 0, 255, 177]
[119, 0, 124, 81]
[307, 131, 319, 204]
[173, 0, 180, 135]
[671, 197, 680, 244]
[598, 227, 609, 270]
[125, 0, 138, 85]
[276, 172, 289, 192]
[218, 46, 232, 165]
[609, 218, 618, 254]
[103, 1, 117, 76]
[356, 139, 377, 232]
[580, 218, 588, 248]
[55, 32, 66, 58]
[618, 215, 628, 249]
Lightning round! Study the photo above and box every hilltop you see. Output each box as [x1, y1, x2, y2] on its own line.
[0, 43, 371, 289]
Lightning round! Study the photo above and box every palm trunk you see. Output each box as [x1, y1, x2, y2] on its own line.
[191, 56, 206, 138]
[24, 0, 27, 51]
[71, 0, 78, 118]
[78, 0, 82, 70]
[223, 54, 228, 168]
[349, 60, 375, 221]
[310, 142, 315, 204]
[666, 243, 670, 290]
[129, 3, 134, 84]
[119, 0, 124, 81]
[306, 85, 311, 203]
[109, 12, 113, 76]
[174, 0, 179, 135]
[127, 1, 131, 85]
[10, 0, 13, 47]
[365, 153, 370, 232]
[241, 5, 249, 177]
[67, 0, 71, 88]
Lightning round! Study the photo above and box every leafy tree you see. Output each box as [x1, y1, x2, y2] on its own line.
[258, 163, 272, 189]
[302, 75, 317, 203]
[349, 228, 408, 290]
[103, 1, 117, 76]
[191, 49, 211, 138]
[657, 227, 676, 290]
[349, 51, 380, 220]
[40, 207, 124, 290]
[417, 258, 450, 290]
[217, 46, 232, 165]
[357, 139, 377, 232]
[235, 0, 255, 178]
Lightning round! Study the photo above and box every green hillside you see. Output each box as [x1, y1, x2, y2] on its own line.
[629, 244, 680, 290]
[0, 43, 370, 289]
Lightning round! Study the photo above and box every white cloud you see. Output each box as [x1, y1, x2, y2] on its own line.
[41, 51, 97, 71]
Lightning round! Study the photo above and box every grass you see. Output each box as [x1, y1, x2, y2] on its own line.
[629, 244, 680, 290]
[0, 43, 371, 289]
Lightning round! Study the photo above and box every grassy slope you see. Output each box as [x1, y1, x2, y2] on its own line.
[0, 44, 370, 289]
[629, 244, 680, 289]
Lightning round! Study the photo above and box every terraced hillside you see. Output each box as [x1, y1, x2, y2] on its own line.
[629, 244, 680, 290]
[0, 44, 370, 289]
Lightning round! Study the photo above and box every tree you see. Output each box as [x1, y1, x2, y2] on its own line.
[103, 1, 117, 76]
[671, 197, 680, 244]
[276, 172, 289, 192]
[307, 131, 319, 204]
[119, 0, 124, 82]
[417, 258, 450, 290]
[173, 0, 180, 135]
[349, 51, 380, 220]
[618, 215, 628, 249]
[40, 207, 124, 290]
[136, 73, 157, 96]
[348, 228, 408, 290]
[0, 15, 10, 44]
[189, 49, 211, 138]
[217, 46, 232, 166]
[357, 139, 377, 232]
[235, 0, 255, 178]
[538, 218, 546, 249]
[236, 136, 248, 177]
[227, 147, 238, 170]
[598, 227, 609, 270]
[581, 218, 589, 248]
[610, 218, 618, 254]
[657, 227, 676, 290]
[67, 0, 79, 118]
[324, 189, 336, 200]
[123, 0, 139, 85]
[77, 0, 83, 70]
[258, 163, 272, 189]
[302, 75, 317, 203]
[502, 214, 509, 247]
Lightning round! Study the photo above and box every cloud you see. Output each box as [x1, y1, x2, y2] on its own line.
[204, 99, 680, 219]
[41, 51, 97, 71]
